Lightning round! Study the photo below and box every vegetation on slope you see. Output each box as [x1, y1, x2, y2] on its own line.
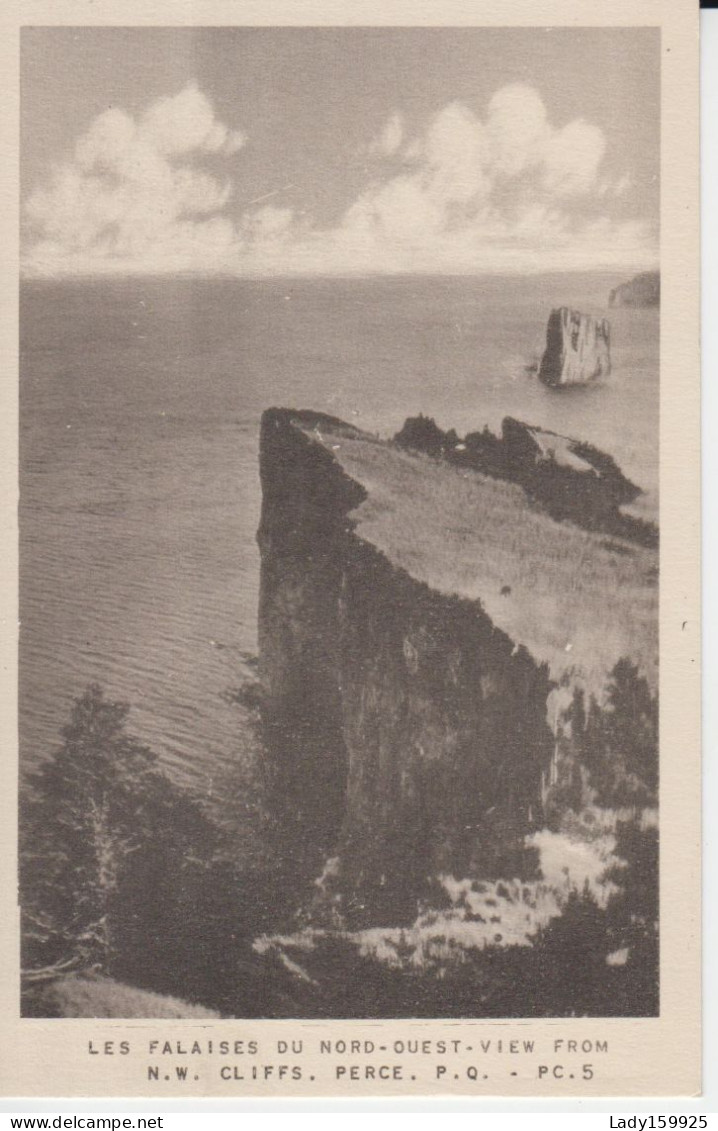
[23, 974, 220, 1019]
[20, 685, 282, 1018]
[20, 415, 658, 1018]
[301, 423, 657, 703]
[394, 413, 656, 546]
[21, 657, 657, 1018]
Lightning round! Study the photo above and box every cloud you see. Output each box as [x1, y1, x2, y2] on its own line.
[138, 84, 246, 157]
[241, 205, 295, 242]
[542, 119, 606, 197]
[366, 112, 404, 157]
[486, 84, 548, 178]
[24, 84, 246, 274]
[23, 82, 656, 278]
[325, 84, 651, 273]
[423, 102, 490, 204]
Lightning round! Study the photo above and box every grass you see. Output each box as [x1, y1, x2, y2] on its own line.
[23, 973, 220, 1018]
[301, 424, 657, 703]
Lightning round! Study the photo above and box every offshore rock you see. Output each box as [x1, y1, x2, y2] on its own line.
[609, 271, 660, 308]
[538, 307, 611, 387]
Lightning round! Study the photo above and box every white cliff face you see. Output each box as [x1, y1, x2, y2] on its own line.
[538, 307, 611, 387]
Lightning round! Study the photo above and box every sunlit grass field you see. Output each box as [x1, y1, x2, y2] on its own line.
[304, 425, 658, 703]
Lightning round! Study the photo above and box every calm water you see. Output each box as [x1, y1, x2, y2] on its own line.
[20, 274, 658, 791]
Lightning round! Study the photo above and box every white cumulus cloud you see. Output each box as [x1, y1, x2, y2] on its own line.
[366, 111, 405, 157]
[24, 83, 245, 274]
[23, 82, 655, 278]
[542, 118, 606, 197]
[486, 84, 548, 178]
[331, 83, 653, 272]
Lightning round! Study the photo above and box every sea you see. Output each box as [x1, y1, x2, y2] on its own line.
[19, 273, 659, 793]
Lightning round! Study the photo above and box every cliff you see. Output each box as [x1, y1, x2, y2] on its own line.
[257, 409, 658, 926]
[609, 271, 660, 308]
[538, 307, 611, 387]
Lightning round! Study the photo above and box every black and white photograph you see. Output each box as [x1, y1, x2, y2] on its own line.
[18, 22, 664, 1028]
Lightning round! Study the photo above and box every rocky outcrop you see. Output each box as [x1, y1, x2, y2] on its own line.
[499, 417, 641, 527]
[257, 410, 658, 928]
[395, 413, 653, 545]
[538, 307, 611, 387]
[609, 271, 660, 308]
[257, 410, 551, 924]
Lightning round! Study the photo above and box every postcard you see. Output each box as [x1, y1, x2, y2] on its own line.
[0, 0, 701, 1099]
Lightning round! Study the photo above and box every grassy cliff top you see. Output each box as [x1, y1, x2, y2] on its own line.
[22, 974, 220, 1018]
[297, 417, 657, 701]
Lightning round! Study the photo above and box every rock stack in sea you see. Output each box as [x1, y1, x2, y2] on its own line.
[538, 307, 611, 387]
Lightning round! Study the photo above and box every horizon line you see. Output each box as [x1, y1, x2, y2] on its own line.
[20, 263, 660, 284]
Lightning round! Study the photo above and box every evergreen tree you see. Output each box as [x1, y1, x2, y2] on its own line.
[21, 685, 167, 974]
[579, 660, 658, 807]
[21, 683, 274, 1015]
[20, 684, 224, 983]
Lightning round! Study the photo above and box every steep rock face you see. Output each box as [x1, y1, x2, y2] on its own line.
[609, 271, 660, 308]
[257, 409, 657, 927]
[329, 540, 552, 924]
[258, 410, 552, 923]
[538, 307, 611, 387]
[257, 410, 364, 877]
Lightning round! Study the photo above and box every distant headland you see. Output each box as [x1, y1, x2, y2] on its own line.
[609, 270, 660, 308]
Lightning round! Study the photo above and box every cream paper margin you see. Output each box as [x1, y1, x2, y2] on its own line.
[0, 0, 700, 1100]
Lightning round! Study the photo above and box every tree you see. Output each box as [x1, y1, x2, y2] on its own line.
[21, 684, 278, 1016]
[578, 660, 658, 808]
[21, 684, 170, 975]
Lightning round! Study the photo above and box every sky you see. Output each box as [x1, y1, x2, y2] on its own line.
[21, 27, 660, 277]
